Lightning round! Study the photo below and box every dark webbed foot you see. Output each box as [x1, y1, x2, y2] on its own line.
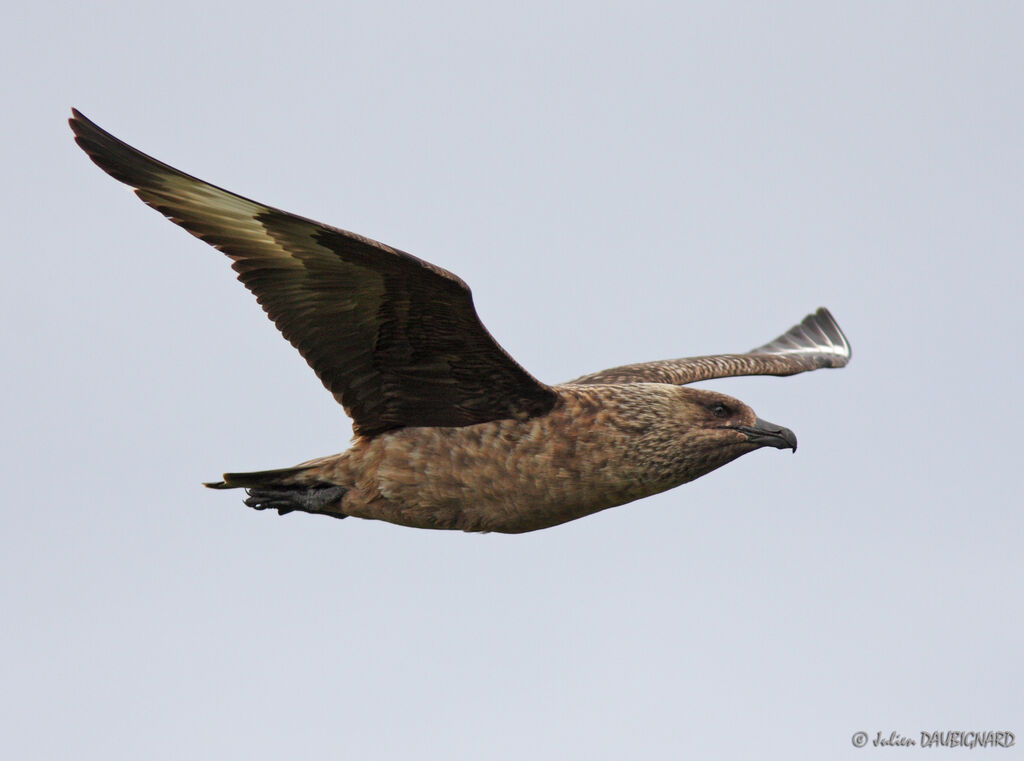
[243, 484, 348, 519]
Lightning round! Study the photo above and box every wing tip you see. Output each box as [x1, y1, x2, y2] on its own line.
[751, 306, 852, 367]
[68, 107, 186, 193]
[809, 307, 852, 365]
[68, 107, 137, 182]
[68, 107, 103, 147]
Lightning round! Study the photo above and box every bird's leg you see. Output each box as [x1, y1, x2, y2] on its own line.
[243, 484, 348, 519]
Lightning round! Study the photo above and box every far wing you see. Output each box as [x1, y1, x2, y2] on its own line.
[566, 308, 851, 386]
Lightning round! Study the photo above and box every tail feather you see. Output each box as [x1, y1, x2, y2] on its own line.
[203, 465, 313, 490]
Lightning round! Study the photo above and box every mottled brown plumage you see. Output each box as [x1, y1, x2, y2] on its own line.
[69, 109, 851, 533]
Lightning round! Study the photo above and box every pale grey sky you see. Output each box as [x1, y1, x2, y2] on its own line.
[3, 2, 1022, 759]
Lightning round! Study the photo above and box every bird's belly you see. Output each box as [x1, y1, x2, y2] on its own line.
[358, 415, 657, 532]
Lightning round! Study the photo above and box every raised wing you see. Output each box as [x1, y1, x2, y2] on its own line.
[70, 109, 556, 438]
[566, 308, 850, 386]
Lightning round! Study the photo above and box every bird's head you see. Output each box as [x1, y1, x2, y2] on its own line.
[637, 386, 797, 487]
[675, 386, 796, 450]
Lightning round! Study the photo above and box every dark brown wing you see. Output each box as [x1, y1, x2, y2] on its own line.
[70, 109, 556, 437]
[566, 308, 851, 385]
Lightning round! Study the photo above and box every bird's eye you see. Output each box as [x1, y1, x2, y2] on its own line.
[710, 403, 730, 418]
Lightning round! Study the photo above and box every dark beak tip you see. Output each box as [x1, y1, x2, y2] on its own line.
[739, 418, 797, 452]
[783, 429, 798, 453]
[784, 428, 798, 453]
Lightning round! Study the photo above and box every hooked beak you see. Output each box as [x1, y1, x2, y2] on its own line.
[734, 417, 797, 452]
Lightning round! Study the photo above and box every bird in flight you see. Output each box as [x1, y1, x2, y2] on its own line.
[69, 109, 851, 533]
